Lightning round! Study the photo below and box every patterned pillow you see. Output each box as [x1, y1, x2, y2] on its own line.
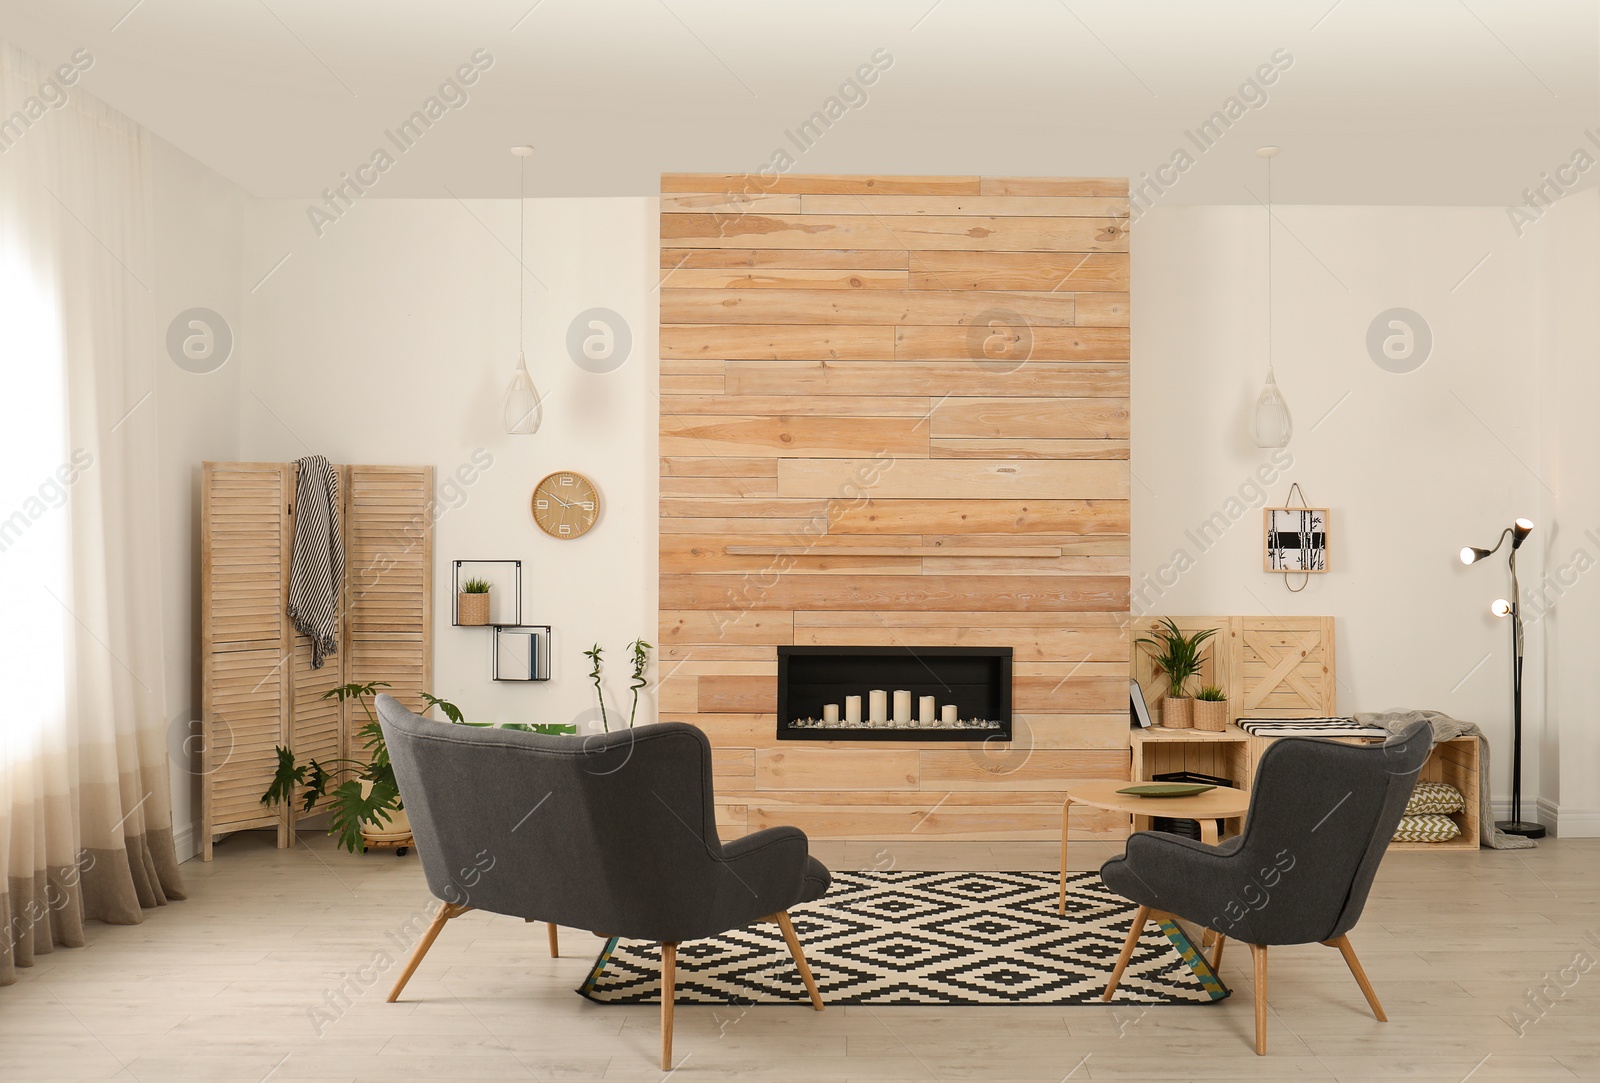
[1405, 781, 1465, 816]
[1392, 813, 1462, 843]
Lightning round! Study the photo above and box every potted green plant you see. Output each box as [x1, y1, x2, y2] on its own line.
[1136, 618, 1216, 729]
[458, 577, 491, 626]
[261, 683, 465, 854]
[1193, 685, 1229, 732]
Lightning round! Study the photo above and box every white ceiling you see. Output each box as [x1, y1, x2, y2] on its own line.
[1, 0, 1596, 204]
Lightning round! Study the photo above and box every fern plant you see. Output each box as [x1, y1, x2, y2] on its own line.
[1136, 618, 1216, 700]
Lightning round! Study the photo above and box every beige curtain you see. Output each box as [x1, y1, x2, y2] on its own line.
[0, 39, 183, 985]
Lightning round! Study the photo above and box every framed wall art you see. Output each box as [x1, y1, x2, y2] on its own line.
[1264, 506, 1330, 573]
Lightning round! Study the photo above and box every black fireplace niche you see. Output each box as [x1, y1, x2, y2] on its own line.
[776, 646, 1012, 742]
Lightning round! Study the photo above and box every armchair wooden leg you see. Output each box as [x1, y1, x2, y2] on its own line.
[1248, 942, 1268, 1055]
[1209, 932, 1225, 974]
[1323, 935, 1387, 1022]
[764, 912, 824, 1010]
[388, 903, 469, 1002]
[548, 922, 560, 958]
[661, 942, 678, 1072]
[1101, 905, 1152, 1002]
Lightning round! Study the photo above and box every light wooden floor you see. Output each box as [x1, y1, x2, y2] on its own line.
[2, 832, 1598, 1081]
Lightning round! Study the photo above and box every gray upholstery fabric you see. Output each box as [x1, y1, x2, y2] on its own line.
[377, 695, 831, 943]
[1100, 721, 1431, 945]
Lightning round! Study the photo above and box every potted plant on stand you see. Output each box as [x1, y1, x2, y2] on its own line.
[458, 577, 492, 626]
[1136, 618, 1216, 729]
[1193, 685, 1229, 732]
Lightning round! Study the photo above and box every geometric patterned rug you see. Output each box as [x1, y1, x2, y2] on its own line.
[578, 870, 1228, 1006]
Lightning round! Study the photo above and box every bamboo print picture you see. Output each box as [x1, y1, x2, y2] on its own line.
[1265, 507, 1330, 573]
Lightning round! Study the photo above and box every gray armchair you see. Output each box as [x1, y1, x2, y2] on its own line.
[374, 695, 832, 1069]
[1099, 721, 1432, 1055]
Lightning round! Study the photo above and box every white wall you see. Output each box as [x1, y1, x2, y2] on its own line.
[1131, 204, 1549, 822]
[1536, 190, 1600, 835]
[163, 192, 1596, 841]
[240, 197, 658, 732]
[151, 136, 245, 861]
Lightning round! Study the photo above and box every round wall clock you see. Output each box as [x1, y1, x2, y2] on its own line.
[531, 470, 600, 539]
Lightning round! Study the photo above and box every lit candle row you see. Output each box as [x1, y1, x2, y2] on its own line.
[823, 692, 963, 726]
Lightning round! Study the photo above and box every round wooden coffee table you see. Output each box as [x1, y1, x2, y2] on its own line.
[1058, 779, 1251, 915]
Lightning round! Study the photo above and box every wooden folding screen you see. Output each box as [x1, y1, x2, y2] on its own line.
[199, 461, 434, 858]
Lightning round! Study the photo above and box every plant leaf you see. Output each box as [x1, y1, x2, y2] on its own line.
[325, 778, 399, 854]
[300, 759, 330, 813]
[261, 747, 306, 807]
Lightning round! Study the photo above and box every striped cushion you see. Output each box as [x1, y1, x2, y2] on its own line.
[1392, 813, 1462, 843]
[1404, 781, 1465, 816]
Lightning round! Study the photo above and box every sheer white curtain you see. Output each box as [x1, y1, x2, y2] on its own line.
[0, 39, 182, 984]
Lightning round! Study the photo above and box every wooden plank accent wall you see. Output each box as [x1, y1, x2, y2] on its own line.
[659, 174, 1132, 841]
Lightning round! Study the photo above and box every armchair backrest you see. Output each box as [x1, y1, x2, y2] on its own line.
[1228, 721, 1431, 943]
[376, 695, 728, 939]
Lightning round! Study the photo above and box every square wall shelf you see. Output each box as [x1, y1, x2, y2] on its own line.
[453, 559, 522, 627]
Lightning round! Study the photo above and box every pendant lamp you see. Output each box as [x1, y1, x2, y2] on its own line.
[503, 145, 541, 435]
[1252, 146, 1292, 448]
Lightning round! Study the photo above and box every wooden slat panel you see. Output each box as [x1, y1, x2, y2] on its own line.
[909, 252, 1129, 292]
[930, 398, 1131, 440]
[698, 675, 776, 713]
[660, 268, 910, 290]
[724, 361, 1127, 398]
[660, 173, 1131, 841]
[661, 415, 929, 458]
[826, 498, 1129, 535]
[778, 458, 1129, 501]
[664, 213, 1128, 252]
[801, 195, 1128, 217]
[895, 325, 1129, 361]
[662, 288, 1078, 327]
[663, 395, 934, 417]
[755, 749, 921, 790]
[919, 749, 1129, 790]
[661, 324, 894, 360]
[662, 248, 911, 270]
[661, 173, 982, 195]
[979, 177, 1128, 198]
[660, 574, 1129, 613]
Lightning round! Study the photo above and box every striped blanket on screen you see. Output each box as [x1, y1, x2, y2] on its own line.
[1235, 717, 1388, 738]
[287, 455, 344, 668]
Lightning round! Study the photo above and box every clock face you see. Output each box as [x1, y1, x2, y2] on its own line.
[532, 471, 600, 539]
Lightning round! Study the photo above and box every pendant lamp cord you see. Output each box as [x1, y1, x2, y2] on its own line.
[1265, 154, 1273, 379]
[518, 155, 526, 355]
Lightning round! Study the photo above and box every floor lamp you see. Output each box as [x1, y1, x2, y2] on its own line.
[1460, 517, 1545, 838]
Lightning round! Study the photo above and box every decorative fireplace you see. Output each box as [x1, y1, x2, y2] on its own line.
[776, 646, 1013, 742]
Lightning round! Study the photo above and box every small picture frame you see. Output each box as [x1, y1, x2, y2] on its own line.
[1265, 507, 1330, 573]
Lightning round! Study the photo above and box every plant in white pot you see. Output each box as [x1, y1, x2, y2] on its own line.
[1136, 618, 1216, 729]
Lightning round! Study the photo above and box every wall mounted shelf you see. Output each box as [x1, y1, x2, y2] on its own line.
[452, 559, 522, 627]
[452, 559, 551, 681]
[493, 625, 553, 682]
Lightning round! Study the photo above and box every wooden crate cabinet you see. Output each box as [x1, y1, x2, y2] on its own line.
[200, 461, 434, 859]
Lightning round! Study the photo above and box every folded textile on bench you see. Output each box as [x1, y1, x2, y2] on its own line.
[1234, 717, 1387, 738]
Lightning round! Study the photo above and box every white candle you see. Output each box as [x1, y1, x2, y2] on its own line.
[845, 696, 862, 724]
[942, 704, 958, 725]
[869, 690, 888, 724]
[920, 696, 936, 725]
[893, 690, 912, 724]
[823, 703, 839, 724]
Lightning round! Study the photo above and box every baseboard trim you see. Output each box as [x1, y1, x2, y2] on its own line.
[174, 819, 200, 863]
[1539, 798, 1600, 838]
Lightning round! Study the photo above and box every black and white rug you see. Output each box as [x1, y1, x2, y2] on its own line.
[578, 870, 1227, 1006]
